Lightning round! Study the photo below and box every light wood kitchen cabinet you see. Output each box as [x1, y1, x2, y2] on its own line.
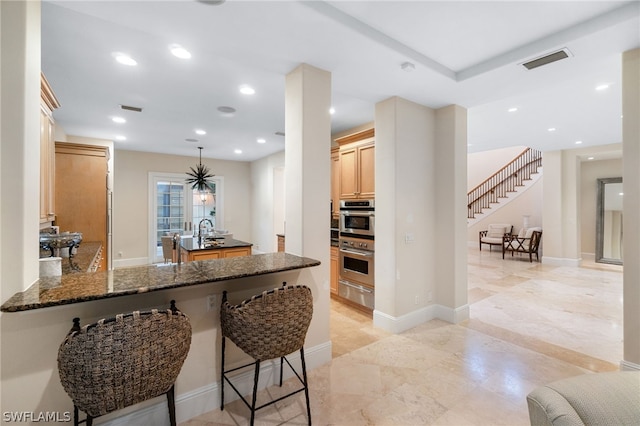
[335, 127, 375, 200]
[40, 73, 60, 223]
[330, 246, 339, 295]
[55, 142, 109, 271]
[339, 140, 375, 199]
[331, 147, 340, 216]
[182, 245, 251, 262]
[277, 234, 285, 252]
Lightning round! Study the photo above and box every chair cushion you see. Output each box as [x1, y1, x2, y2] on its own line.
[487, 224, 510, 238]
[481, 237, 504, 244]
[524, 227, 542, 239]
[518, 226, 542, 238]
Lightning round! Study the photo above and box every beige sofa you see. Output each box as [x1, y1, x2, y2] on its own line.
[526, 371, 640, 425]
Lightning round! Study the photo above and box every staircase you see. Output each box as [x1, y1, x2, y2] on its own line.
[468, 148, 542, 219]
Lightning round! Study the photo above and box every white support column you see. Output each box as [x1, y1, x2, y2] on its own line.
[0, 0, 41, 299]
[284, 63, 332, 353]
[434, 105, 469, 323]
[374, 98, 468, 333]
[622, 48, 640, 370]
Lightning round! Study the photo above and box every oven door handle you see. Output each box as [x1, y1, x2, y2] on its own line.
[340, 248, 374, 257]
[339, 280, 373, 293]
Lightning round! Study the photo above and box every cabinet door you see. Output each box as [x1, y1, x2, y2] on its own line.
[330, 246, 339, 295]
[339, 147, 358, 199]
[191, 251, 221, 261]
[55, 143, 108, 254]
[331, 149, 340, 216]
[358, 143, 375, 198]
[222, 247, 251, 258]
[40, 108, 56, 223]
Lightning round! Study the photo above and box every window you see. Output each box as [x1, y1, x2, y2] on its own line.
[149, 173, 224, 263]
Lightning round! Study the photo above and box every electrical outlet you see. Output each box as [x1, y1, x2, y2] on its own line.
[207, 294, 218, 312]
[414, 295, 420, 305]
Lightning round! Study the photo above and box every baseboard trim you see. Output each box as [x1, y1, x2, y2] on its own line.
[541, 256, 581, 267]
[620, 360, 640, 371]
[99, 340, 332, 425]
[373, 303, 470, 334]
[112, 257, 149, 269]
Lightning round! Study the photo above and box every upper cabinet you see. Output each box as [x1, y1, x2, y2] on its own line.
[331, 147, 340, 216]
[336, 128, 375, 200]
[40, 73, 60, 223]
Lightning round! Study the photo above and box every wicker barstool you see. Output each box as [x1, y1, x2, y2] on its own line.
[220, 284, 313, 425]
[57, 300, 192, 426]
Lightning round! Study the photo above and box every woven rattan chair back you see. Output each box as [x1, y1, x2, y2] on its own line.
[57, 302, 191, 425]
[220, 284, 313, 425]
[221, 284, 313, 360]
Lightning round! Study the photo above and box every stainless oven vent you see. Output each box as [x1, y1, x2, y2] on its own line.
[522, 49, 571, 70]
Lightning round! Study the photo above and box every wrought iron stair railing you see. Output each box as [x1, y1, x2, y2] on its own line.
[468, 148, 542, 219]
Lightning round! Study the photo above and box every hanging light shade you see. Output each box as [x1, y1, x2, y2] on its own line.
[186, 147, 215, 192]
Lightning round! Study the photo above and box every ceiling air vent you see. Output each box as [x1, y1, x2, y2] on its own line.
[522, 49, 571, 70]
[119, 104, 143, 112]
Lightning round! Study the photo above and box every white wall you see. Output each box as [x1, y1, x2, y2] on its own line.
[250, 150, 285, 253]
[112, 150, 252, 267]
[467, 146, 528, 190]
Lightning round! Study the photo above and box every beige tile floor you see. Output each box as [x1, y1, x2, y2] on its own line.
[182, 247, 623, 425]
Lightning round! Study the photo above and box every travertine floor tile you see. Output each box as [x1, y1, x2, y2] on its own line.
[181, 247, 623, 426]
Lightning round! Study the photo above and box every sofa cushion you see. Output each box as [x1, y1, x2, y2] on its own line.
[526, 372, 640, 426]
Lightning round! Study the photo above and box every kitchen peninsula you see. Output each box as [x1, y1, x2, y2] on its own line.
[179, 237, 252, 262]
[1, 253, 320, 312]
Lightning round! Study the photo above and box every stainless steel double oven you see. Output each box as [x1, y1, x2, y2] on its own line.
[338, 200, 375, 310]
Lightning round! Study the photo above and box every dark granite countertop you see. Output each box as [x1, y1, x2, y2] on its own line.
[1, 253, 320, 312]
[180, 237, 252, 252]
[64, 241, 102, 273]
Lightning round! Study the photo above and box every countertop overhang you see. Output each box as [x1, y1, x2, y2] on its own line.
[1, 253, 320, 312]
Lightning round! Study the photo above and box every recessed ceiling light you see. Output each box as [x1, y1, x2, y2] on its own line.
[508, 107, 518, 112]
[239, 85, 255, 95]
[595, 84, 610, 91]
[169, 44, 191, 59]
[619, 192, 624, 196]
[547, 127, 556, 132]
[195, 129, 206, 135]
[234, 149, 243, 154]
[112, 52, 137, 66]
[257, 138, 266, 144]
[575, 140, 583, 144]
[329, 107, 336, 115]
[112, 116, 126, 124]
[115, 135, 126, 141]
[587, 156, 595, 160]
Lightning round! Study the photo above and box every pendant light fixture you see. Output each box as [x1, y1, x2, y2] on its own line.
[186, 146, 215, 192]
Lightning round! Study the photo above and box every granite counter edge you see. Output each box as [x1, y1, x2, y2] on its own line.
[1, 254, 321, 312]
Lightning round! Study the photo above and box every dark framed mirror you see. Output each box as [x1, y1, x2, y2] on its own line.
[596, 177, 623, 265]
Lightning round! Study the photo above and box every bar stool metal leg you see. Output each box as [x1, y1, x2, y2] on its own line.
[251, 360, 261, 426]
[220, 336, 226, 410]
[300, 348, 311, 425]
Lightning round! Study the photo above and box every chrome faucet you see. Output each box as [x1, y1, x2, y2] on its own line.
[198, 218, 213, 246]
